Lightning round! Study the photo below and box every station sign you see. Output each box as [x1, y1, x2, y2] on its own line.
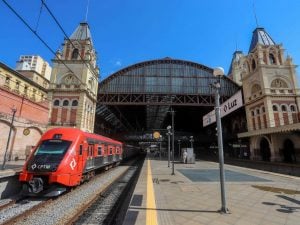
[203, 90, 243, 127]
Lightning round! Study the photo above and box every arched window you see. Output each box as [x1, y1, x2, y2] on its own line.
[271, 79, 288, 88]
[63, 100, 69, 106]
[71, 48, 79, 59]
[251, 111, 255, 116]
[290, 105, 296, 112]
[54, 99, 60, 106]
[272, 105, 278, 111]
[72, 100, 78, 106]
[281, 105, 287, 112]
[256, 109, 260, 115]
[262, 107, 265, 113]
[251, 59, 256, 70]
[269, 53, 276, 64]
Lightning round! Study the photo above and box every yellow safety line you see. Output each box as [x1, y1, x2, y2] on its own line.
[146, 159, 158, 225]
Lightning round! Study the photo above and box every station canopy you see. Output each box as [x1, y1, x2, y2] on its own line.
[96, 58, 240, 138]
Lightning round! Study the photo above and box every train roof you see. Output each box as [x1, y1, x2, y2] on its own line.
[84, 132, 122, 145]
[45, 127, 122, 145]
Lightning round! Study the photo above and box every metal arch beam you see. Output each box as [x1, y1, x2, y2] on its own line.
[97, 93, 231, 106]
[95, 105, 129, 131]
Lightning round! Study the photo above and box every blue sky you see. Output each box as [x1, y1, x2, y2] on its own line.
[1, 0, 300, 80]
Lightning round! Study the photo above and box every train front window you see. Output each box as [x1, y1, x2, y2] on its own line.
[34, 140, 71, 155]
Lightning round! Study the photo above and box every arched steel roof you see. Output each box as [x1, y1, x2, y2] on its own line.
[96, 58, 242, 133]
[99, 58, 239, 97]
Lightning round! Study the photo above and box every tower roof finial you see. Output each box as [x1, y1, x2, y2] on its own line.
[85, 0, 90, 22]
[253, 2, 259, 28]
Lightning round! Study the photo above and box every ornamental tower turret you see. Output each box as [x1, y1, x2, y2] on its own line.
[231, 27, 300, 162]
[48, 22, 99, 132]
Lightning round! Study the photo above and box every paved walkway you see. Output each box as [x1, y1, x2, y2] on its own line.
[123, 156, 300, 225]
[0, 160, 24, 179]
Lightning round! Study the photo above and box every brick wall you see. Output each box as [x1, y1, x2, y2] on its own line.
[0, 87, 49, 160]
[0, 87, 49, 124]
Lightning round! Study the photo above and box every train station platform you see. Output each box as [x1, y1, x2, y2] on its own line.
[123, 155, 300, 225]
[0, 160, 24, 199]
[0, 160, 24, 179]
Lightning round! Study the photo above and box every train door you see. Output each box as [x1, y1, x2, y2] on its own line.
[94, 144, 104, 167]
[116, 146, 120, 161]
[108, 145, 113, 162]
[86, 144, 95, 170]
[103, 145, 108, 164]
[112, 145, 117, 162]
[77, 144, 84, 172]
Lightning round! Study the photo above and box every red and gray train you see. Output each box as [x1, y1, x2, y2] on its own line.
[19, 127, 138, 196]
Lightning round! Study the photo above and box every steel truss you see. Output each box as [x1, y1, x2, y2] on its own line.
[97, 93, 230, 106]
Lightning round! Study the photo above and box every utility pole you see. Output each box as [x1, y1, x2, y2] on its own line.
[167, 126, 171, 167]
[178, 139, 181, 160]
[2, 107, 17, 170]
[170, 108, 175, 175]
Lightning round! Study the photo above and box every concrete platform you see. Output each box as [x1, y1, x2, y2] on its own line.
[0, 160, 24, 199]
[0, 160, 24, 179]
[123, 156, 300, 225]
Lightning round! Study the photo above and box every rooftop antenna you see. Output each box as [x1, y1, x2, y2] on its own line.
[85, 0, 90, 22]
[253, 1, 259, 27]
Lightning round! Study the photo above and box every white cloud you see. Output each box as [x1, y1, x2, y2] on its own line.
[115, 60, 122, 66]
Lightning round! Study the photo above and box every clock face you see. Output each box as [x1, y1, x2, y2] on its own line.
[65, 75, 73, 84]
[23, 128, 30, 136]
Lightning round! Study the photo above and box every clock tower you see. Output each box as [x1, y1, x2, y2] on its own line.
[229, 27, 300, 162]
[48, 22, 99, 132]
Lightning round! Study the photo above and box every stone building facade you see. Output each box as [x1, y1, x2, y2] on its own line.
[229, 28, 300, 163]
[0, 62, 49, 161]
[48, 22, 99, 133]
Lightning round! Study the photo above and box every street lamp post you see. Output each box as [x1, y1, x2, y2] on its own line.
[212, 67, 228, 213]
[171, 109, 175, 175]
[159, 135, 162, 160]
[167, 126, 172, 167]
[2, 107, 17, 170]
[190, 136, 194, 148]
[178, 140, 181, 160]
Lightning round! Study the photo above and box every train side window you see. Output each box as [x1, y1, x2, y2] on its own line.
[98, 146, 102, 156]
[79, 145, 83, 155]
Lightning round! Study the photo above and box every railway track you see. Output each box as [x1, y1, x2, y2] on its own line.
[70, 157, 143, 225]
[1, 156, 143, 225]
[0, 197, 50, 224]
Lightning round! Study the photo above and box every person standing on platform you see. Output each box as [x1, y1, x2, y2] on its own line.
[183, 149, 188, 164]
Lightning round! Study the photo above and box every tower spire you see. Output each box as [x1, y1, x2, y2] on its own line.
[85, 0, 90, 22]
[253, 2, 259, 28]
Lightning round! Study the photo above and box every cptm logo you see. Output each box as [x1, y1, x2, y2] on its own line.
[70, 158, 77, 170]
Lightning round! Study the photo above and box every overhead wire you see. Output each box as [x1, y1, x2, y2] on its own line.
[2, 0, 86, 86]
[35, 0, 44, 32]
[1, 0, 99, 128]
[40, 0, 99, 79]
